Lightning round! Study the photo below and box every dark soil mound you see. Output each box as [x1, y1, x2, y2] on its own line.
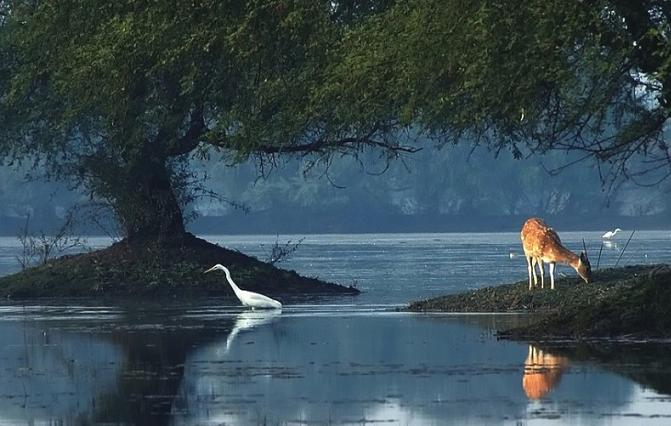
[407, 264, 671, 339]
[0, 233, 358, 299]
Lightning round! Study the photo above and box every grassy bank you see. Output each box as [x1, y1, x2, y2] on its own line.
[0, 233, 358, 299]
[407, 265, 671, 339]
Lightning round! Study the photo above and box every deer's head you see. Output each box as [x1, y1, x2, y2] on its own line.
[577, 251, 592, 283]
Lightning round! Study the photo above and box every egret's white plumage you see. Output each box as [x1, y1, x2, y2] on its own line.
[602, 228, 622, 239]
[204, 264, 282, 309]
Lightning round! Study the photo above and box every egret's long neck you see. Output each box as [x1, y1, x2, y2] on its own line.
[223, 270, 242, 296]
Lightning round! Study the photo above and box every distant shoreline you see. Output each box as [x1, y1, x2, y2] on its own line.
[1, 212, 670, 236]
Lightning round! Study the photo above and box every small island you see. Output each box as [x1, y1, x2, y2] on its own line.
[0, 233, 358, 299]
[407, 264, 671, 340]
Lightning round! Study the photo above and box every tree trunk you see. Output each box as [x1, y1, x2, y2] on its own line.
[113, 155, 186, 241]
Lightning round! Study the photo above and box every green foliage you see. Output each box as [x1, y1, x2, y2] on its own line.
[0, 1, 354, 236]
[1, 1, 670, 238]
[326, 0, 671, 183]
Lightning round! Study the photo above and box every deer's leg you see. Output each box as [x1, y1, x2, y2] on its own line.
[526, 344, 534, 364]
[531, 257, 538, 288]
[549, 262, 556, 290]
[538, 260, 545, 289]
[527, 256, 534, 290]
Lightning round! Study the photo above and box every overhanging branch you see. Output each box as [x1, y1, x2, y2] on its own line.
[255, 136, 421, 155]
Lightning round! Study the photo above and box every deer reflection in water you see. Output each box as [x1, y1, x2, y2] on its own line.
[523, 345, 569, 400]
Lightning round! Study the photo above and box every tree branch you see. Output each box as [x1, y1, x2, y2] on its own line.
[164, 105, 206, 157]
[251, 124, 421, 156]
[255, 136, 420, 155]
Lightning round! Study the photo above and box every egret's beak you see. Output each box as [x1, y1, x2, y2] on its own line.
[204, 266, 217, 274]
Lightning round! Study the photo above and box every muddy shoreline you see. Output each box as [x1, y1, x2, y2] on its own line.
[407, 264, 671, 339]
[0, 233, 358, 299]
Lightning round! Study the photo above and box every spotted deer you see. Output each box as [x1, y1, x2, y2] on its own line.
[520, 218, 592, 290]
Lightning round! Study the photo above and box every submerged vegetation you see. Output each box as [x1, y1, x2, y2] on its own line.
[407, 264, 671, 339]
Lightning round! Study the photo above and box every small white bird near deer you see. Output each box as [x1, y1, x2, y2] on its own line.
[602, 228, 622, 239]
[204, 264, 282, 309]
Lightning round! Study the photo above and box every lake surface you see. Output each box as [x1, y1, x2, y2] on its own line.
[0, 231, 670, 425]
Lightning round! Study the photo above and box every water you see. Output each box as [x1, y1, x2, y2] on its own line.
[0, 231, 670, 425]
[206, 231, 671, 305]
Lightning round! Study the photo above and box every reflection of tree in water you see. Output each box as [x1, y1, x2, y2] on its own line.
[0, 306, 258, 424]
[88, 310, 235, 425]
[0, 321, 123, 424]
[522, 345, 569, 400]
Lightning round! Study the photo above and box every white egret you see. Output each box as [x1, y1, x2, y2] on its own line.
[204, 264, 282, 309]
[602, 228, 622, 239]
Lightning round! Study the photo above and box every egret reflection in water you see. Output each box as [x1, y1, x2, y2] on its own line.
[603, 240, 621, 250]
[223, 309, 282, 353]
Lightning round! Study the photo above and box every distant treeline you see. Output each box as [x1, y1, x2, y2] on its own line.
[1, 145, 669, 235]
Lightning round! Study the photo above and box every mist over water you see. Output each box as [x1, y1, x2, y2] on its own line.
[0, 232, 670, 424]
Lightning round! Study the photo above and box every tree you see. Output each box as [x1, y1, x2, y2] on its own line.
[327, 0, 671, 187]
[2, 0, 669, 244]
[0, 0, 412, 241]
